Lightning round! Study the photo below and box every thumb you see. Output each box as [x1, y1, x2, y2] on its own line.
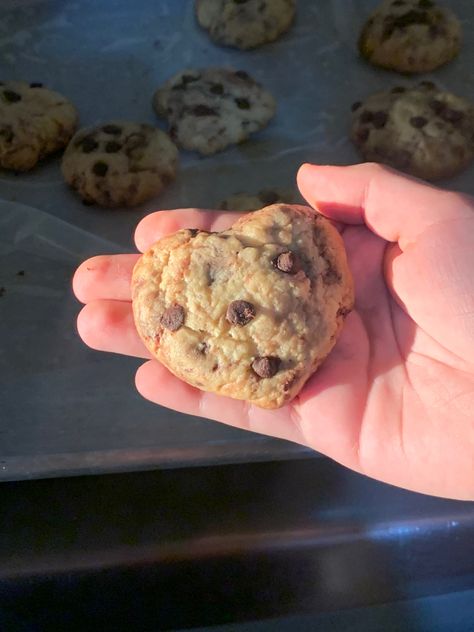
[297, 163, 474, 250]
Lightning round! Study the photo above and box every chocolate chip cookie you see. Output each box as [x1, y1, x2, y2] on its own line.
[132, 204, 354, 409]
[350, 82, 474, 181]
[220, 189, 297, 211]
[61, 122, 178, 207]
[195, 0, 296, 50]
[153, 68, 276, 155]
[359, 0, 461, 73]
[0, 81, 77, 171]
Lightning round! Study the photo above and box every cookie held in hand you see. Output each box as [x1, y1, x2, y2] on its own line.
[132, 204, 354, 409]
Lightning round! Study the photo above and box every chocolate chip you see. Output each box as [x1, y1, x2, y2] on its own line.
[360, 111, 373, 124]
[234, 0, 249, 4]
[251, 356, 280, 378]
[356, 128, 369, 143]
[3, 90, 21, 103]
[391, 86, 406, 93]
[259, 190, 280, 205]
[419, 80, 436, 89]
[418, 0, 434, 7]
[81, 137, 98, 153]
[429, 99, 444, 114]
[372, 111, 388, 128]
[82, 199, 94, 206]
[197, 341, 208, 354]
[169, 125, 177, 140]
[273, 251, 299, 274]
[351, 101, 362, 112]
[0, 287, 5, 297]
[235, 70, 250, 80]
[441, 108, 464, 124]
[210, 83, 224, 95]
[235, 97, 250, 110]
[226, 300, 256, 326]
[392, 0, 406, 5]
[192, 104, 218, 116]
[188, 228, 199, 237]
[429, 24, 443, 38]
[105, 141, 121, 153]
[0, 126, 14, 143]
[337, 306, 351, 318]
[29, 82, 43, 88]
[172, 74, 200, 90]
[16, 270, 25, 276]
[410, 116, 428, 128]
[102, 124, 122, 135]
[92, 161, 108, 177]
[161, 304, 185, 331]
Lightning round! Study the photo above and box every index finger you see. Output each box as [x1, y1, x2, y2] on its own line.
[134, 208, 242, 252]
[297, 162, 474, 249]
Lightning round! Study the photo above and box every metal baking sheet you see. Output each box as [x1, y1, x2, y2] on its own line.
[1, 0, 473, 480]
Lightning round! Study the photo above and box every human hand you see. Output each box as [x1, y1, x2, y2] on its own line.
[73, 163, 474, 500]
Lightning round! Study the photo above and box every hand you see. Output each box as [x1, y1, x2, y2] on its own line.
[73, 163, 474, 500]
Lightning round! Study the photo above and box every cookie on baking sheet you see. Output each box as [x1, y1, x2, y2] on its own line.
[350, 82, 474, 181]
[153, 68, 276, 155]
[132, 204, 354, 409]
[195, 0, 296, 50]
[358, 0, 461, 73]
[61, 122, 178, 208]
[0, 81, 77, 171]
[220, 189, 297, 211]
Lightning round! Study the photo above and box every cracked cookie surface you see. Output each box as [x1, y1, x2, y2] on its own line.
[61, 121, 178, 207]
[132, 204, 354, 409]
[351, 82, 474, 181]
[195, 0, 296, 50]
[358, 0, 461, 73]
[153, 68, 275, 155]
[0, 80, 77, 171]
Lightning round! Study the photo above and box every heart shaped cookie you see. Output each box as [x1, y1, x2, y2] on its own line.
[132, 204, 354, 409]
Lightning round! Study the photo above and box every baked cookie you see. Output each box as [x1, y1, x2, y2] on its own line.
[61, 122, 178, 207]
[153, 68, 275, 155]
[350, 82, 474, 181]
[195, 0, 296, 50]
[132, 204, 354, 409]
[0, 81, 77, 171]
[359, 0, 461, 73]
[220, 189, 297, 211]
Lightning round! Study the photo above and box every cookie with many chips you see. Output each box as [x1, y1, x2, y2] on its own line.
[0, 81, 77, 171]
[61, 121, 178, 207]
[358, 0, 461, 73]
[132, 204, 354, 409]
[153, 68, 276, 155]
[350, 82, 474, 181]
[195, 0, 296, 50]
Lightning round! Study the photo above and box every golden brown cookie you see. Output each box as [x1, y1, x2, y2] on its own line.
[359, 0, 461, 73]
[132, 204, 354, 409]
[195, 0, 296, 50]
[61, 121, 178, 207]
[0, 81, 77, 171]
[350, 82, 474, 181]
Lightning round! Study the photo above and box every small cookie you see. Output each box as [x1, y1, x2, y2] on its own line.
[350, 82, 474, 181]
[132, 204, 354, 409]
[359, 0, 461, 73]
[220, 189, 297, 211]
[61, 122, 178, 207]
[195, 0, 296, 50]
[153, 68, 276, 155]
[0, 81, 77, 171]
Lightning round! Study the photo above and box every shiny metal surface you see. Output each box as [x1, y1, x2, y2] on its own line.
[1, 459, 473, 629]
[1, 0, 474, 480]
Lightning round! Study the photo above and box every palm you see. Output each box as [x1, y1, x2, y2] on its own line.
[74, 164, 474, 499]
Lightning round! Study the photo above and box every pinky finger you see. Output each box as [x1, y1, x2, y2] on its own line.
[135, 361, 304, 444]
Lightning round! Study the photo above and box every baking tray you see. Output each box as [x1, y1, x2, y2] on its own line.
[1, 0, 473, 481]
